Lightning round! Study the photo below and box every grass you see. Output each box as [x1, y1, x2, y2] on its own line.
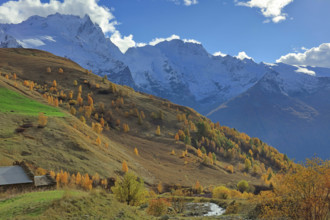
[0, 87, 65, 116]
[0, 189, 154, 219]
[0, 190, 66, 218]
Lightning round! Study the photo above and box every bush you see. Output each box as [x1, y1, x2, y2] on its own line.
[237, 180, 249, 193]
[213, 186, 231, 199]
[111, 172, 148, 206]
[147, 198, 170, 216]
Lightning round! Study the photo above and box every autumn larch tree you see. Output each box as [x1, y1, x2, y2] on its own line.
[122, 160, 128, 173]
[134, 147, 139, 156]
[155, 125, 161, 136]
[38, 112, 48, 128]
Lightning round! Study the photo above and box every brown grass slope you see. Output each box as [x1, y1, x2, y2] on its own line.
[0, 48, 291, 189]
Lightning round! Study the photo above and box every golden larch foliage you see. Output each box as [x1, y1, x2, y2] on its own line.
[38, 112, 48, 127]
[70, 107, 76, 115]
[75, 172, 82, 185]
[96, 136, 101, 146]
[134, 147, 139, 156]
[171, 149, 176, 155]
[52, 80, 57, 87]
[50, 170, 56, 178]
[12, 73, 17, 80]
[157, 182, 163, 193]
[197, 149, 203, 158]
[225, 165, 234, 174]
[122, 160, 128, 173]
[58, 68, 64, 73]
[100, 117, 105, 127]
[174, 133, 179, 141]
[46, 67, 51, 73]
[123, 123, 130, 132]
[155, 125, 161, 136]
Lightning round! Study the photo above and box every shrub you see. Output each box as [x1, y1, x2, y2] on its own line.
[147, 198, 171, 216]
[212, 186, 231, 199]
[237, 180, 249, 193]
[111, 172, 148, 206]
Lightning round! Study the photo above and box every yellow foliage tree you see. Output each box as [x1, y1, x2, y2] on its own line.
[157, 182, 163, 194]
[155, 125, 161, 136]
[134, 147, 139, 156]
[174, 133, 179, 141]
[258, 158, 330, 220]
[38, 112, 48, 127]
[122, 160, 128, 173]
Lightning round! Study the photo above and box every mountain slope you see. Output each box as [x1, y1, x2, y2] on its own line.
[1, 14, 329, 160]
[0, 48, 293, 189]
[0, 13, 135, 88]
[207, 65, 330, 160]
[124, 40, 268, 113]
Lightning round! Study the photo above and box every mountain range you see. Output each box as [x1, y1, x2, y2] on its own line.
[1, 13, 329, 160]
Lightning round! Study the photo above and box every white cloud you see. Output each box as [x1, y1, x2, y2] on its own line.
[235, 51, 253, 60]
[183, 38, 201, 44]
[236, 0, 294, 23]
[149, 35, 181, 46]
[0, 0, 117, 33]
[295, 66, 315, 76]
[213, 51, 227, 57]
[277, 43, 330, 68]
[183, 0, 198, 6]
[17, 38, 45, 47]
[0, 0, 138, 53]
[110, 31, 136, 53]
[171, 0, 198, 6]
[147, 34, 201, 47]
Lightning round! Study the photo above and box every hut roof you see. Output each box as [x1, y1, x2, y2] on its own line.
[0, 166, 33, 186]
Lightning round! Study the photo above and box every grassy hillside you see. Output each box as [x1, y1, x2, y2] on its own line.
[0, 48, 293, 189]
[0, 190, 154, 219]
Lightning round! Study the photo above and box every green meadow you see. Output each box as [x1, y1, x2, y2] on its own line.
[0, 87, 65, 116]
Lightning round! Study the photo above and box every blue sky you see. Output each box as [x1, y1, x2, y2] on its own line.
[0, 0, 330, 65]
[106, 0, 330, 63]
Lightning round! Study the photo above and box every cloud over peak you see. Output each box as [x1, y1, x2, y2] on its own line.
[277, 43, 330, 68]
[0, 0, 117, 33]
[236, 0, 294, 23]
[235, 51, 253, 60]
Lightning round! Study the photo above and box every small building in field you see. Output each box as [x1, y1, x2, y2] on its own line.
[0, 162, 56, 191]
[0, 165, 34, 190]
